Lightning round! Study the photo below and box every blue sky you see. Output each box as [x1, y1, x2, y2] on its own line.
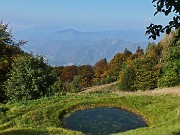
[0, 0, 171, 31]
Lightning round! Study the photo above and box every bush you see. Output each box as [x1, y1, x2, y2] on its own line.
[50, 77, 66, 96]
[5, 55, 56, 101]
[70, 76, 83, 93]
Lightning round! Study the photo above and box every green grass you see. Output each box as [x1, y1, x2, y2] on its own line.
[0, 87, 180, 135]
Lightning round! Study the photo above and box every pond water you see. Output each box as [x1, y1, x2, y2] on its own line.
[62, 107, 148, 135]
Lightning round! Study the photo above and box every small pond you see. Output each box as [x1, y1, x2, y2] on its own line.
[62, 107, 148, 135]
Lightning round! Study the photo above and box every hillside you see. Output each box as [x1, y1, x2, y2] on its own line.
[82, 83, 180, 96]
[0, 85, 180, 135]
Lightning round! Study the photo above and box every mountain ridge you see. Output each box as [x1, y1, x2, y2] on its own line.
[15, 28, 148, 66]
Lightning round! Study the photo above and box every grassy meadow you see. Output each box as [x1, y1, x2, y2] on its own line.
[0, 85, 180, 135]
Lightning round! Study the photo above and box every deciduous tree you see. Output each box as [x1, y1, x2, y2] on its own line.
[5, 55, 55, 101]
[78, 65, 94, 87]
[93, 58, 108, 84]
[108, 53, 124, 81]
[60, 65, 78, 83]
[0, 21, 25, 102]
[158, 38, 180, 87]
[146, 0, 180, 40]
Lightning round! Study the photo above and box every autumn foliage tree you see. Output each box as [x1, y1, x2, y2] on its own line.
[118, 43, 163, 91]
[108, 49, 132, 81]
[78, 65, 94, 88]
[60, 65, 78, 83]
[133, 57, 160, 90]
[130, 46, 144, 60]
[93, 58, 108, 85]
[123, 48, 132, 61]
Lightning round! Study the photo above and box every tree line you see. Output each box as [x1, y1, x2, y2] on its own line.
[0, 21, 179, 103]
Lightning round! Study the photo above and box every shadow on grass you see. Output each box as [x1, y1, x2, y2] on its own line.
[173, 131, 180, 135]
[0, 129, 48, 135]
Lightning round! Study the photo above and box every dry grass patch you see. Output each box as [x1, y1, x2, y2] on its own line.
[113, 86, 180, 96]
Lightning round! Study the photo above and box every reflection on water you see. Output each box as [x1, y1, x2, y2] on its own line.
[63, 108, 148, 135]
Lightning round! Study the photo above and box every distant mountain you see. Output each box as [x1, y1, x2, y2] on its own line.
[15, 27, 148, 66]
[49, 29, 147, 42]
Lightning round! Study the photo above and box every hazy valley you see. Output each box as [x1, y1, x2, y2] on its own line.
[15, 27, 148, 65]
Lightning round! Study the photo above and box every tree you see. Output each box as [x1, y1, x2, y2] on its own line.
[118, 61, 136, 91]
[70, 75, 83, 93]
[5, 55, 56, 101]
[108, 49, 132, 82]
[93, 58, 108, 84]
[146, 42, 163, 64]
[60, 65, 78, 83]
[108, 53, 125, 81]
[51, 77, 65, 96]
[133, 57, 160, 90]
[0, 21, 26, 102]
[78, 65, 94, 87]
[130, 46, 144, 60]
[158, 39, 180, 87]
[146, 0, 180, 40]
[123, 48, 132, 61]
[0, 21, 26, 48]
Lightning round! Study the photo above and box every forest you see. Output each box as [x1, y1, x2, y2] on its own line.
[0, 20, 179, 103]
[0, 21, 180, 103]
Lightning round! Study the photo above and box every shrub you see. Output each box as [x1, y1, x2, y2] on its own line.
[70, 76, 83, 93]
[5, 55, 56, 101]
[50, 77, 66, 96]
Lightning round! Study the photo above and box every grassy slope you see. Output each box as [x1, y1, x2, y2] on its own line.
[0, 85, 180, 135]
